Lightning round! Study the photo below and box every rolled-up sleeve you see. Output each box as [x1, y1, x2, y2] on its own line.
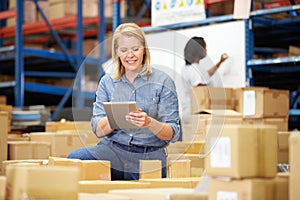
[91, 75, 111, 134]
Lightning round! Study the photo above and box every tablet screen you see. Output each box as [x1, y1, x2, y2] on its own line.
[103, 101, 139, 129]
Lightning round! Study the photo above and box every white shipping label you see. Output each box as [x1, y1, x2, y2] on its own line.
[217, 191, 238, 200]
[243, 90, 256, 116]
[210, 137, 231, 168]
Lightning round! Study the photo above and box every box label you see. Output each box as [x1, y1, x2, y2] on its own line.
[217, 191, 238, 200]
[210, 137, 231, 168]
[243, 90, 256, 116]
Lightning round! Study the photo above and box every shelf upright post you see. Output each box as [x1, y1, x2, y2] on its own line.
[75, 0, 84, 108]
[134, 0, 151, 23]
[245, 18, 254, 87]
[98, 0, 106, 78]
[15, 0, 24, 107]
[0, 0, 8, 47]
[126, 0, 131, 17]
[113, 0, 121, 31]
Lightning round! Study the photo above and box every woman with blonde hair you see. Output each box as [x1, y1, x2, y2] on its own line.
[68, 23, 180, 180]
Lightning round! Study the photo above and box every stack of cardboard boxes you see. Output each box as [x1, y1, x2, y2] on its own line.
[204, 124, 282, 199]
[188, 86, 290, 142]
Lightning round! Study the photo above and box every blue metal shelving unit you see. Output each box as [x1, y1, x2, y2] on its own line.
[0, 0, 107, 120]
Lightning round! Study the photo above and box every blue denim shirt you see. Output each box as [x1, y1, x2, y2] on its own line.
[91, 68, 180, 147]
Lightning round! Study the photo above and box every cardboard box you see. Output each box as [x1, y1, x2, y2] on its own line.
[167, 141, 205, 154]
[79, 160, 111, 180]
[6, 165, 79, 200]
[0, 105, 12, 132]
[29, 132, 87, 157]
[167, 159, 191, 178]
[0, 176, 6, 200]
[139, 177, 200, 189]
[275, 173, 289, 200]
[205, 124, 278, 178]
[1, 160, 45, 176]
[277, 131, 291, 164]
[139, 160, 162, 179]
[289, 45, 300, 56]
[49, 0, 98, 19]
[234, 87, 289, 118]
[45, 121, 99, 146]
[8, 141, 50, 160]
[190, 109, 242, 141]
[168, 154, 204, 177]
[109, 188, 195, 200]
[79, 180, 151, 193]
[190, 87, 234, 114]
[243, 117, 288, 132]
[78, 193, 131, 200]
[289, 132, 300, 200]
[48, 157, 111, 180]
[169, 193, 208, 200]
[0, 112, 8, 175]
[0, 96, 6, 105]
[8, 134, 30, 142]
[209, 177, 276, 200]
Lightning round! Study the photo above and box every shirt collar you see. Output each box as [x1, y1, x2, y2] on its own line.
[114, 71, 148, 83]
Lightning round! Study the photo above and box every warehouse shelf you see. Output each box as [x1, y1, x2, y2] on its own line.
[0, 0, 108, 121]
[248, 56, 300, 66]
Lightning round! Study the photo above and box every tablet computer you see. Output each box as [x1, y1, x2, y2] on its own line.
[103, 101, 139, 129]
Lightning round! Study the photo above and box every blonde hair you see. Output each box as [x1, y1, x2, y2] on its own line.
[112, 23, 151, 80]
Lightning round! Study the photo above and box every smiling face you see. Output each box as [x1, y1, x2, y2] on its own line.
[116, 34, 145, 74]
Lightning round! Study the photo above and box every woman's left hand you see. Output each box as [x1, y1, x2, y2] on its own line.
[125, 108, 151, 128]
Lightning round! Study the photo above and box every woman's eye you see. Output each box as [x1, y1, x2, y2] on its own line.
[133, 48, 139, 52]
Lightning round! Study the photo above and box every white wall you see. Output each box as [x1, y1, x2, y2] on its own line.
[146, 20, 246, 88]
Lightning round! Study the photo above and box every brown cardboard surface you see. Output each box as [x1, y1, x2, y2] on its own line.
[168, 154, 204, 177]
[190, 87, 234, 114]
[234, 87, 289, 118]
[8, 141, 50, 160]
[6, 165, 79, 200]
[0, 96, 6, 105]
[205, 124, 278, 178]
[45, 121, 99, 146]
[278, 131, 292, 151]
[2, 160, 45, 176]
[139, 160, 162, 179]
[167, 141, 205, 154]
[289, 132, 300, 200]
[167, 159, 191, 178]
[243, 117, 288, 132]
[109, 188, 194, 200]
[48, 157, 111, 180]
[0, 176, 6, 200]
[209, 177, 276, 200]
[190, 110, 242, 141]
[0, 112, 8, 175]
[0, 105, 12, 132]
[275, 173, 289, 200]
[169, 193, 208, 200]
[29, 132, 87, 157]
[78, 193, 131, 200]
[139, 177, 200, 189]
[79, 160, 111, 181]
[79, 180, 150, 193]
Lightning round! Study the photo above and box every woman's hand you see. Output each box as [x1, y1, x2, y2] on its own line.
[125, 108, 151, 128]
